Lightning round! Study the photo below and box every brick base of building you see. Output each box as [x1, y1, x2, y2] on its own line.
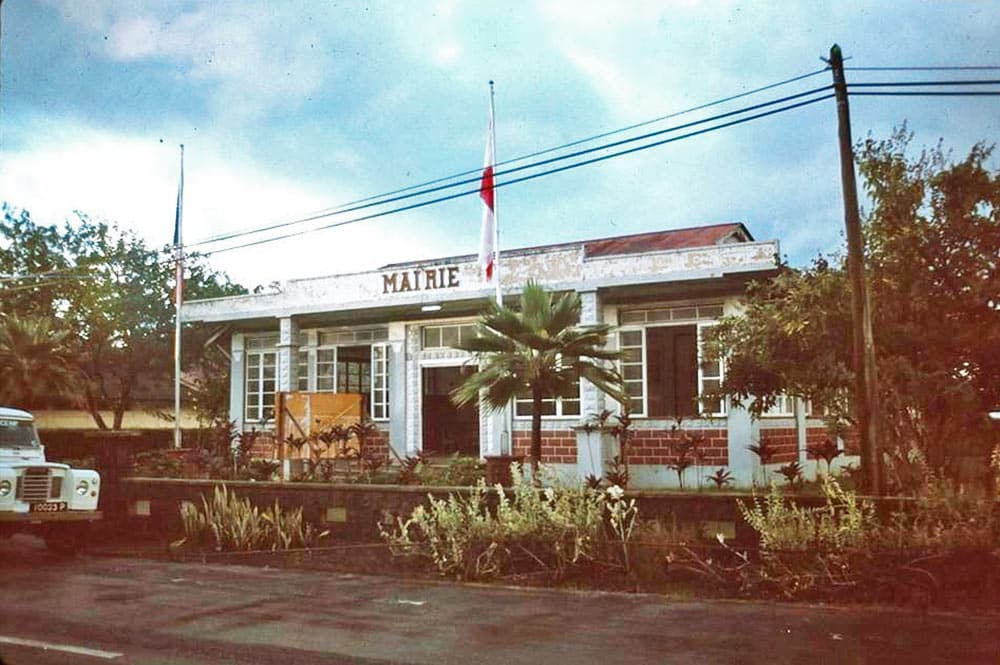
[758, 425, 856, 465]
[242, 428, 391, 461]
[512, 427, 729, 467]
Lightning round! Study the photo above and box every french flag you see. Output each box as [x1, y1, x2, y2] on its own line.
[478, 92, 496, 282]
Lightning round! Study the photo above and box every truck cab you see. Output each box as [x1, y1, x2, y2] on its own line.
[0, 407, 102, 553]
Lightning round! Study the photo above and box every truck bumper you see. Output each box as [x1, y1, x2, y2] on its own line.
[0, 510, 103, 523]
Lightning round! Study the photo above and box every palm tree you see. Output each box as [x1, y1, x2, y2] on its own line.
[451, 281, 624, 479]
[0, 315, 80, 408]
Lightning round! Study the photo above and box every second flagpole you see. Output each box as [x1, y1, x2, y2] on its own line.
[488, 80, 501, 308]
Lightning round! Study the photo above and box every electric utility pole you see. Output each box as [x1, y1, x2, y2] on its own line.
[828, 44, 882, 495]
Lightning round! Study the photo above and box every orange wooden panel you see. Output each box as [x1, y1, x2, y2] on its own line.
[279, 392, 363, 460]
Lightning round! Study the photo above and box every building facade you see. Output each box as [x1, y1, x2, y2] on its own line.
[183, 223, 848, 487]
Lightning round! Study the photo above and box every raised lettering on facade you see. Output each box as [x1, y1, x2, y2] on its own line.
[382, 266, 460, 294]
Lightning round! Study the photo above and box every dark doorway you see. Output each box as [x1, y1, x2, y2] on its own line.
[422, 366, 479, 456]
[646, 325, 698, 417]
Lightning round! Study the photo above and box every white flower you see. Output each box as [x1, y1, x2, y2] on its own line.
[606, 485, 624, 500]
[543, 488, 556, 501]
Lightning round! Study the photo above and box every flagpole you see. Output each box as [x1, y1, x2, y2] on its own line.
[173, 144, 185, 450]
[487, 82, 510, 456]
[489, 80, 501, 308]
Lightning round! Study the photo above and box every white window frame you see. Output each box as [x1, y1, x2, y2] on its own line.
[371, 343, 390, 420]
[245, 337, 278, 425]
[512, 353, 581, 420]
[297, 348, 310, 392]
[296, 336, 390, 422]
[696, 322, 727, 417]
[422, 323, 478, 349]
[617, 316, 727, 419]
[762, 395, 813, 418]
[619, 328, 647, 417]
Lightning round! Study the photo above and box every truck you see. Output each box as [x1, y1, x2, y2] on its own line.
[0, 406, 102, 554]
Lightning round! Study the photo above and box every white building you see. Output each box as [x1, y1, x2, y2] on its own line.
[183, 223, 841, 487]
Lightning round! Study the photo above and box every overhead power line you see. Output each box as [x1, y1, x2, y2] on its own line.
[186, 84, 833, 251]
[851, 91, 1000, 97]
[199, 93, 833, 258]
[186, 67, 832, 248]
[848, 78, 1000, 98]
[845, 66, 1000, 71]
[172, 68, 999, 260]
[849, 79, 1000, 87]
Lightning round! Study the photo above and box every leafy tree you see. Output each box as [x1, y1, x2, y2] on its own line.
[0, 315, 80, 408]
[0, 205, 246, 428]
[705, 129, 1000, 485]
[451, 281, 624, 479]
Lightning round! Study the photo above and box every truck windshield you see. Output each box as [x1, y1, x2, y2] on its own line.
[0, 419, 40, 449]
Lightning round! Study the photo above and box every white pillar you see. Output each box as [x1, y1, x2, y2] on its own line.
[726, 399, 758, 487]
[229, 333, 246, 433]
[578, 290, 603, 418]
[795, 397, 809, 466]
[388, 322, 407, 461]
[276, 317, 299, 394]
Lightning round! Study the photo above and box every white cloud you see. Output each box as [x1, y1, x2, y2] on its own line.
[44, 0, 330, 119]
[0, 118, 458, 288]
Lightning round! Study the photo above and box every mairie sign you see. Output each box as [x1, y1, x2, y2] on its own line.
[382, 266, 460, 294]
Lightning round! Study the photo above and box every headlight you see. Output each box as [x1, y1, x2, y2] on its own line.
[0, 480, 11, 497]
[75, 479, 90, 496]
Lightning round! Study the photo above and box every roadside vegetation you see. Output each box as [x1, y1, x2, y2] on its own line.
[379, 458, 999, 610]
[174, 484, 327, 552]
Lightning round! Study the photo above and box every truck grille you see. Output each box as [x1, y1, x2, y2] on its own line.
[17, 468, 53, 502]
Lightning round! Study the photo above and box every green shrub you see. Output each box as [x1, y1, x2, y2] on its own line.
[380, 471, 636, 581]
[733, 474, 999, 604]
[133, 449, 184, 478]
[740, 476, 873, 552]
[389, 453, 486, 487]
[176, 484, 328, 552]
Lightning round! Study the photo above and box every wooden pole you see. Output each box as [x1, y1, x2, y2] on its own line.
[829, 44, 882, 494]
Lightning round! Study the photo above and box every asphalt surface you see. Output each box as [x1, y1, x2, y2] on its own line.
[1, 535, 998, 665]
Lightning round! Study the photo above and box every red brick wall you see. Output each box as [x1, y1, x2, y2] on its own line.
[756, 426, 855, 465]
[367, 429, 390, 461]
[512, 430, 576, 464]
[759, 427, 798, 464]
[242, 427, 391, 461]
[841, 427, 860, 455]
[514, 428, 729, 466]
[628, 428, 728, 466]
[247, 433, 278, 459]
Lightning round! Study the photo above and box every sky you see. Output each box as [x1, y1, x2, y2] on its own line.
[1, 1, 998, 289]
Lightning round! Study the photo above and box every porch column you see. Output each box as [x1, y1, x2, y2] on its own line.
[795, 397, 809, 466]
[726, 398, 758, 487]
[388, 322, 407, 461]
[276, 316, 299, 394]
[578, 289, 604, 417]
[229, 333, 246, 433]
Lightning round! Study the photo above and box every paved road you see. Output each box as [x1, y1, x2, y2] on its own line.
[1, 536, 998, 665]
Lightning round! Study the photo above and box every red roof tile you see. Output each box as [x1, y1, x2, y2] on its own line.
[584, 223, 751, 258]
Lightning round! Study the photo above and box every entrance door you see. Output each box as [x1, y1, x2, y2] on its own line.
[646, 325, 698, 417]
[422, 366, 479, 456]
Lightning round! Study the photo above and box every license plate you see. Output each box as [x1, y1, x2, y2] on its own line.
[30, 502, 67, 513]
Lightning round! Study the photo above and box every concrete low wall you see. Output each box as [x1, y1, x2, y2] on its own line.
[117, 478, 995, 550]
[118, 478, 475, 542]
[117, 477, 769, 545]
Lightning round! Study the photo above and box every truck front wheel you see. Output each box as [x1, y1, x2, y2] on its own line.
[44, 522, 91, 555]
